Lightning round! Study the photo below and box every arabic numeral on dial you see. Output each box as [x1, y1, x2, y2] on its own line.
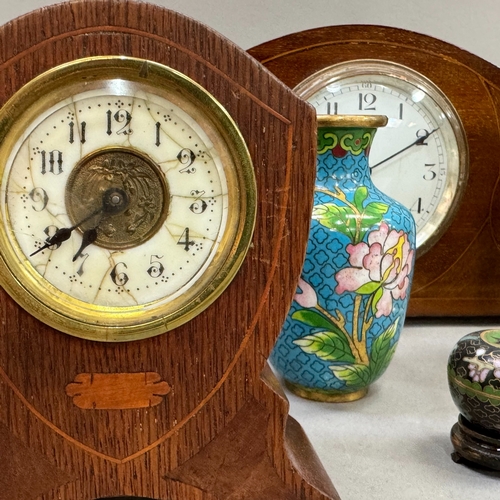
[69, 121, 86, 144]
[424, 164, 437, 181]
[416, 129, 430, 145]
[178, 148, 196, 174]
[43, 225, 63, 250]
[411, 198, 423, 214]
[326, 101, 338, 115]
[358, 93, 376, 111]
[76, 253, 90, 277]
[147, 255, 165, 278]
[189, 190, 208, 214]
[107, 110, 133, 136]
[110, 262, 129, 286]
[155, 122, 161, 147]
[177, 228, 195, 251]
[40, 150, 63, 175]
[29, 187, 48, 211]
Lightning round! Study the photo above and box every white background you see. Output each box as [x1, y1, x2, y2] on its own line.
[1, 1, 500, 499]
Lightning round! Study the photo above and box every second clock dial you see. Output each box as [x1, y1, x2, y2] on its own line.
[295, 59, 468, 255]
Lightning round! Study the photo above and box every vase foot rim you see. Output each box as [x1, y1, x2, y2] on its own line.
[284, 380, 368, 403]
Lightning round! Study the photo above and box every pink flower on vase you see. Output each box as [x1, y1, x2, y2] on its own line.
[294, 278, 318, 308]
[335, 222, 414, 317]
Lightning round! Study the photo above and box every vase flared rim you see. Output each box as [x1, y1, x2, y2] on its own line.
[317, 114, 388, 128]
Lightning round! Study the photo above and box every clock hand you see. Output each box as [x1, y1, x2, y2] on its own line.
[370, 128, 439, 171]
[30, 206, 103, 257]
[72, 227, 98, 262]
[30, 187, 129, 257]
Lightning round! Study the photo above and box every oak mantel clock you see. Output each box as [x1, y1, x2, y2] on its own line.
[0, 2, 339, 499]
[249, 26, 500, 317]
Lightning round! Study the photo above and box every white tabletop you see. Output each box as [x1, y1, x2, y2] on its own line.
[285, 319, 500, 500]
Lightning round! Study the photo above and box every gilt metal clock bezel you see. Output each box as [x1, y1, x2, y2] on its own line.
[0, 56, 257, 342]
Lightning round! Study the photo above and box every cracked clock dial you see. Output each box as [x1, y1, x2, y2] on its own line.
[0, 57, 256, 341]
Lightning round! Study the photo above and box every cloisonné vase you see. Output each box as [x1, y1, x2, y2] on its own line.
[271, 115, 416, 402]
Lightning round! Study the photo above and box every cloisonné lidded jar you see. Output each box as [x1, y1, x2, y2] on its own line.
[271, 115, 416, 402]
[448, 330, 500, 431]
[448, 329, 500, 469]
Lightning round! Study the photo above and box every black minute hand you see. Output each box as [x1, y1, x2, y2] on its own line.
[370, 128, 439, 171]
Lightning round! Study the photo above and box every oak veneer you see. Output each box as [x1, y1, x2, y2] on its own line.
[0, 2, 339, 499]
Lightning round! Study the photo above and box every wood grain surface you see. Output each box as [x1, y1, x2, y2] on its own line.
[0, 2, 339, 499]
[249, 25, 500, 317]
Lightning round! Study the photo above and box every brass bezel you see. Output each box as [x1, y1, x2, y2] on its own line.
[0, 56, 257, 342]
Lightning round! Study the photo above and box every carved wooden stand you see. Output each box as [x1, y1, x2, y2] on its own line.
[451, 415, 500, 471]
[0, 2, 339, 499]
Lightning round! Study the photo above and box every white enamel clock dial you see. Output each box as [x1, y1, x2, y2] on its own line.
[0, 57, 256, 341]
[295, 59, 468, 255]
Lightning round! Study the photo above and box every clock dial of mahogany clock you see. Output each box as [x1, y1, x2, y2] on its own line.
[0, 2, 340, 499]
[249, 25, 500, 317]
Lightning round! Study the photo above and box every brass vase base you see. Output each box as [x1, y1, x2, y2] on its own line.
[285, 380, 368, 403]
[451, 414, 500, 471]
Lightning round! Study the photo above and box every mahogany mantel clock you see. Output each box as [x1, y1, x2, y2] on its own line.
[0, 2, 339, 499]
[249, 26, 500, 317]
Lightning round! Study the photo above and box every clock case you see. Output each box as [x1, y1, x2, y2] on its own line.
[0, 2, 338, 499]
[249, 25, 500, 317]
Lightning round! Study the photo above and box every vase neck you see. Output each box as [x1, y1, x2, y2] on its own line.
[317, 126, 376, 184]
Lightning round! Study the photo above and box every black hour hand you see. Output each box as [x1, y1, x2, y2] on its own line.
[73, 227, 98, 262]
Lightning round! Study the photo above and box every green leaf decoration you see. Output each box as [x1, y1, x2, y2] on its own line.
[481, 330, 500, 347]
[370, 319, 400, 377]
[371, 287, 384, 315]
[353, 187, 368, 211]
[294, 331, 355, 363]
[292, 309, 340, 333]
[330, 364, 371, 387]
[364, 201, 389, 216]
[359, 202, 389, 233]
[355, 281, 381, 295]
[371, 319, 399, 356]
[312, 203, 357, 241]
